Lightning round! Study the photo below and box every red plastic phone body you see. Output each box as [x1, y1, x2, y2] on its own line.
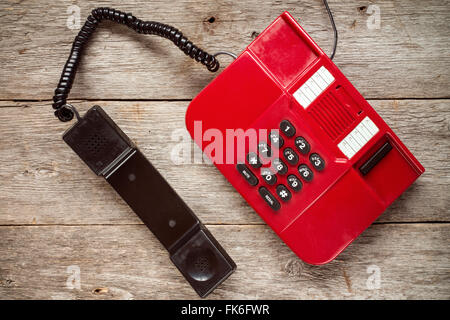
[185, 12, 424, 265]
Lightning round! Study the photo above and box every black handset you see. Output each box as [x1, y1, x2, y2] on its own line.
[63, 106, 235, 297]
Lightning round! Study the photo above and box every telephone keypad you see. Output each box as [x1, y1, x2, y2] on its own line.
[236, 120, 325, 210]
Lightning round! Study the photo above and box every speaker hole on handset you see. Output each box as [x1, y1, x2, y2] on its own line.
[186, 249, 217, 281]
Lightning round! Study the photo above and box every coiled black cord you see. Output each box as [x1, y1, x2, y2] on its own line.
[53, 7, 220, 122]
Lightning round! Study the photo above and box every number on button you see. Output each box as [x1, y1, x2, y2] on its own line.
[247, 152, 262, 169]
[280, 120, 296, 137]
[260, 168, 277, 185]
[258, 142, 272, 158]
[287, 174, 302, 191]
[310, 153, 325, 171]
[272, 158, 288, 175]
[298, 164, 314, 182]
[283, 148, 299, 165]
[269, 130, 284, 148]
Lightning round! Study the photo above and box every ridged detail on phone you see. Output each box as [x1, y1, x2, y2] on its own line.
[307, 91, 356, 141]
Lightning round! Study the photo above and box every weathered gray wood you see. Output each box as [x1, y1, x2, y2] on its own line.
[0, 99, 448, 225]
[0, 0, 449, 100]
[0, 0, 449, 301]
[0, 224, 448, 299]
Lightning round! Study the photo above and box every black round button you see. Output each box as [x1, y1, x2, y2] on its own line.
[283, 148, 299, 165]
[260, 168, 277, 185]
[247, 152, 262, 169]
[276, 184, 292, 202]
[280, 120, 296, 137]
[268, 130, 284, 148]
[287, 174, 303, 191]
[294, 137, 311, 155]
[310, 153, 325, 171]
[258, 142, 272, 158]
[272, 158, 288, 175]
[298, 164, 314, 182]
[259, 187, 281, 211]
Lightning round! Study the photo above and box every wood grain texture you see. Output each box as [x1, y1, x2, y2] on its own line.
[0, 99, 448, 225]
[0, 224, 448, 299]
[0, 0, 449, 100]
[0, 0, 449, 300]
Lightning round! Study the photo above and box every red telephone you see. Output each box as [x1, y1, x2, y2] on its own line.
[185, 12, 424, 265]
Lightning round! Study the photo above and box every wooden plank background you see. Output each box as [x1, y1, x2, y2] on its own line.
[0, 0, 449, 299]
